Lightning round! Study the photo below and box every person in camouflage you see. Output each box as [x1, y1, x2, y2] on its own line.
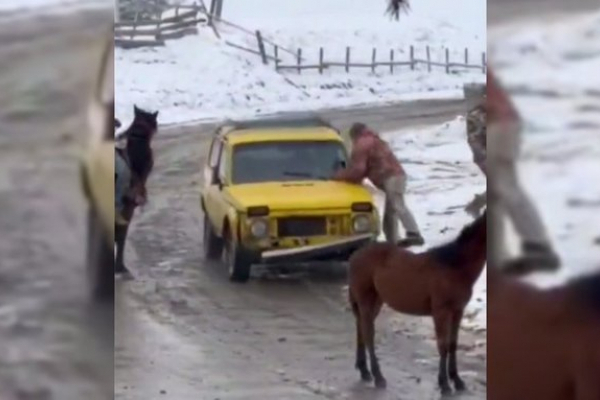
[333, 123, 424, 247]
[487, 68, 560, 271]
[464, 88, 487, 217]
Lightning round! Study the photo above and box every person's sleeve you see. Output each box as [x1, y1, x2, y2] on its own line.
[334, 139, 369, 183]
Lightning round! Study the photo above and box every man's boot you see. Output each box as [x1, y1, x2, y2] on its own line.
[397, 232, 425, 247]
[521, 241, 560, 270]
[503, 241, 560, 275]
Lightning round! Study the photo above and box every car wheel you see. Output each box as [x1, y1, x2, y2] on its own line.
[223, 233, 251, 283]
[203, 214, 223, 260]
[86, 206, 113, 302]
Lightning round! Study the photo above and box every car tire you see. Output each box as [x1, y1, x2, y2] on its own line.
[224, 233, 252, 283]
[86, 206, 113, 302]
[203, 215, 224, 260]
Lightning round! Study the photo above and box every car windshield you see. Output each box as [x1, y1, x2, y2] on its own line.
[231, 140, 347, 184]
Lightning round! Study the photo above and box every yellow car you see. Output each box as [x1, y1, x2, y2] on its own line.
[80, 33, 114, 301]
[201, 116, 380, 282]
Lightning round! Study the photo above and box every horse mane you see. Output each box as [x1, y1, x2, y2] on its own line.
[567, 271, 600, 316]
[428, 213, 485, 268]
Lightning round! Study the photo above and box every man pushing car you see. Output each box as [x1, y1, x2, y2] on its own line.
[333, 122, 424, 247]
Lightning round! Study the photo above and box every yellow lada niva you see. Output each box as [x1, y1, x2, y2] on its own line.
[80, 34, 114, 301]
[201, 116, 380, 282]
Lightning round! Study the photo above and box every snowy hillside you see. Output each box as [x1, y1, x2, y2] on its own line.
[116, 0, 486, 126]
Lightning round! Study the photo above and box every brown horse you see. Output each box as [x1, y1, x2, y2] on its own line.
[488, 265, 600, 400]
[348, 211, 486, 395]
[115, 105, 158, 276]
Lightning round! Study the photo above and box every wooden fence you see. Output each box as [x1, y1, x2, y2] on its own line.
[115, 4, 207, 49]
[274, 45, 486, 75]
[228, 31, 486, 75]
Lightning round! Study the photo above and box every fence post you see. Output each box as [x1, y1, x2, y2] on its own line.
[410, 45, 415, 70]
[426, 46, 431, 72]
[345, 46, 351, 73]
[464, 48, 469, 66]
[371, 48, 376, 73]
[319, 47, 324, 74]
[156, 19, 161, 40]
[255, 30, 268, 65]
[297, 48, 302, 74]
[390, 49, 394, 74]
[445, 48, 450, 74]
[482, 52, 486, 73]
[175, 5, 180, 17]
[274, 45, 279, 70]
[216, 0, 224, 18]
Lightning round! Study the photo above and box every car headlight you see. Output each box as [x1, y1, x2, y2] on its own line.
[249, 219, 269, 238]
[352, 215, 371, 233]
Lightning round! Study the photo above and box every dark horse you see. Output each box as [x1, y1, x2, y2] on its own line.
[115, 105, 158, 275]
[348, 212, 486, 395]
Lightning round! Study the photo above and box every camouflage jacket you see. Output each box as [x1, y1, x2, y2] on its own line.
[466, 102, 487, 165]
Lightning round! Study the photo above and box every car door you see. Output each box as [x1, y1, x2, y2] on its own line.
[203, 137, 224, 231]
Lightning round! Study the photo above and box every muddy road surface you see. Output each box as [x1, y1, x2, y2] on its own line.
[116, 106, 486, 400]
[0, 7, 112, 400]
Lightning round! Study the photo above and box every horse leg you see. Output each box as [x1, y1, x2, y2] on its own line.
[115, 222, 130, 274]
[448, 309, 466, 391]
[351, 296, 372, 382]
[433, 308, 453, 396]
[360, 296, 386, 388]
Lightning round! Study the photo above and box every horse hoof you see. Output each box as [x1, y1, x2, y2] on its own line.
[440, 385, 453, 397]
[359, 370, 373, 382]
[454, 379, 467, 392]
[115, 264, 130, 275]
[374, 376, 387, 389]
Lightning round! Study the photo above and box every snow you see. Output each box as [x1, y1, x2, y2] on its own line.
[116, 0, 485, 126]
[372, 118, 487, 331]
[490, 10, 600, 290]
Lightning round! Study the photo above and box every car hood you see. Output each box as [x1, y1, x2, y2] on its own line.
[224, 181, 374, 211]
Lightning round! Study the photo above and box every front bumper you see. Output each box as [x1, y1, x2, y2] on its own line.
[260, 234, 374, 264]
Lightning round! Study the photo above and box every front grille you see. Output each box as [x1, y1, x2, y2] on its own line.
[277, 217, 326, 237]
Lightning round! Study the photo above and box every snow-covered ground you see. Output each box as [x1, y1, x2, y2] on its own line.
[371, 118, 487, 331]
[490, 10, 600, 289]
[116, 0, 485, 126]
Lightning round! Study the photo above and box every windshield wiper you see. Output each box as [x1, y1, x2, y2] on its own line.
[282, 171, 328, 181]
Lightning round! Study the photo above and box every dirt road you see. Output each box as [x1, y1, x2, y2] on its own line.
[0, 7, 112, 400]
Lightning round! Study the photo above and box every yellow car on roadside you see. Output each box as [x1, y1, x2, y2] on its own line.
[201, 116, 380, 282]
[80, 33, 114, 301]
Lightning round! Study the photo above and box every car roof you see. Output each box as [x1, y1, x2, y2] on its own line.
[222, 115, 338, 131]
[225, 127, 343, 145]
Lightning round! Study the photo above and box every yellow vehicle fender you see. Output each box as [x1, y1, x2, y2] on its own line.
[223, 207, 240, 242]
